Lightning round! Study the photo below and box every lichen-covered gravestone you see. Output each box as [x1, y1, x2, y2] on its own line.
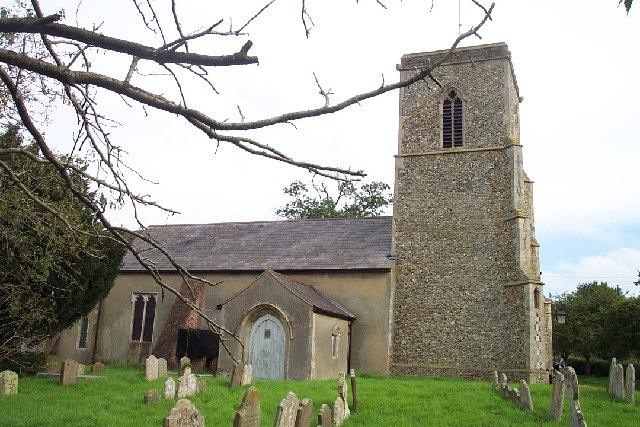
[332, 397, 345, 426]
[187, 374, 197, 397]
[625, 364, 635, 404]
[317, 404, 332, 427]
[60, 359, 79, 385]
[294, 397, 313, 427]
[614, 363, 626, 400]
[565, 367, 587, 427]
[233, 386, 261, 427]
[550, 371, 565, 421]
[163, 399, 205, 427]
[608, 357, 617, 394]
[519, 380, 533, 411]
[274, 391, 299, 427]
[164, 377, 176, 399]
[0, 370, 18, 395]
[179, 356, 191, 376]
[146, 355, 159, 381]
[157, 358, 168, 378]
[177, 374, 189, 399]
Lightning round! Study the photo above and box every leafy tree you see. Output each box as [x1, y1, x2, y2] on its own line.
[605, 296, 640, 360]
[620, 0, 634, 13]
[0, 127, 125, 369]
[276, 179, 392, 219]
[551, 281, 626, 374]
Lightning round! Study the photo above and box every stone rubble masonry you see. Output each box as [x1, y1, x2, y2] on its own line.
[0, 370, 18, 395]
[274, 391, 299, 427]
[550, 371, 565, 421]
[163, 399, 205, 427]
[234, 386, 261, 427]
[391, 43, 548, 384]
[625, 364, 635, 404]
[154, 280, 205, 369]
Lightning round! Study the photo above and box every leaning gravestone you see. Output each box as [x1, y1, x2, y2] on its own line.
[0, 370, 18, 395]
[626, 364, 635, 404]
[144, 389, 160, 404]
[317, 404, 332, 427]
[274, 391, 299, 427]
[165, 377, 176, 399]
[163, 399, 205, 427]
[233, 386, 261, 427]
[146, 355, 159, 381]
[550, 371, 566, 421]
[294, 397, 313, 427]
[158, 358, 168, 378]
[565, 367, 587, 427]
[333, 397, 345, 426]
[519, 380, 533, 411]
[60, 359, 79, 385]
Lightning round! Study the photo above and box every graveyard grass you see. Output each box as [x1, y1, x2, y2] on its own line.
[0, 366, 638, 426]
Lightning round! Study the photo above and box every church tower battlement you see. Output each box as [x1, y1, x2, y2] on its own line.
[391, 43, 550, 383]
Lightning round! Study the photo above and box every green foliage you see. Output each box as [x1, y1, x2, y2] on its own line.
[0, 127, 125, 364]
[0, 351, 46, 376]
[620, 0, 634, 13]
[276, 179, 392, 219]
[551, 281, 640, 370]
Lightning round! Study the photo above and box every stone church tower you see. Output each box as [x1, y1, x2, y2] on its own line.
[391, 43, 551, 383]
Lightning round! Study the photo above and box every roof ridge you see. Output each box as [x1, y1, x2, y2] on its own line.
[145, 215, 392, 228]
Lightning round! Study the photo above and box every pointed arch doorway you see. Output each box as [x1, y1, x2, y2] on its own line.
[248, 314, 286, 379]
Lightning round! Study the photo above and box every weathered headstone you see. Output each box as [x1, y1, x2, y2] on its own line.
[500, 373, 508, 387]
[625, 364, 635, 404]
[91, 362, 105, 373]
[519, 380, 533, 411]
[233, 386, 261, 427]
[187, 374, 197, 396]
[550, 371, 566, 421]
[177, 374, 189, 399]
[0, 370, 18, 395]
[491, 371, 499, 390]
[294, 397, 313, 427]
[614, 363, 626, 400]
[165, 377, 176, 399]
[144, 389, 160, 404]
[565, 367, 587, 427]
[183, 367, 192, 378]
[47, 358, 60, 374]
[608, 357, 617, 394]
[146, 355, 159, 381]
[196, 380, 207, 394]
[274, 391, 299, 427]
[350, 369, 358, 412]
[158, 358, 168, 378]
[241, 364, 253, 386]
[77, 364, 85, 376]
[179, 356, 191, 376]
[60, 359, 79, 385]
[317, 404, 332, 427]
[338, 372, 348, 401]
[332, 397, 345, 426]
[230, 362, 244, 388]
[163, 399, 205, 427]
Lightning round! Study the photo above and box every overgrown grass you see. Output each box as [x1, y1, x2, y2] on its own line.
[0, 366, 637, 426]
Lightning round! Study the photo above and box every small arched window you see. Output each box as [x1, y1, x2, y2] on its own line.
[443, 89, 463, 148]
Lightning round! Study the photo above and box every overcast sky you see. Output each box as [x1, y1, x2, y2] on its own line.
[30, 0, 640, 297]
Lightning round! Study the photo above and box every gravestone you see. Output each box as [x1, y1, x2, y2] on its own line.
[350, 369, 358, 412]
[179, 356, 191, 376]
[144, 389, 160, 404]
[146, 355, 159, 381]
[550, 371, 565, 421]
[519, 380, 533, 411]
[274, 391, 299, 427]
[507, 387, 520, 405]
[565, 367, 587, 427]
[77, 364, 85, 376]
[163, 399, 205, 427]
[183, 367, 192, 378]
[165, 377, 176, 399]
[187, 374, 197, 396]
[333, 397, 345, 426]
[233, 386, 261, 427]
[491, 371, 499, 390]
[177, 374, 189, 399]
[241, 364, 253, 386]
[614, 363, 626, 400]
[317, 404, 332, 427]
[294, 397, 313, 427]
[625, 364, 635, 404]
[0, 370, 18, 395]
[338, 372, 348, 401]
[500, 373, 508, 388]
[608, 357, 617, 394]
[60, 359, 79, 385]
[197, 380, 207, 394]
[91, 362, 105, 373]
[47, 358, 60, 374]
[158, 358, 168, 378]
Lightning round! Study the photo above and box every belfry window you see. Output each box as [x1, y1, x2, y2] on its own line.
[131, 293, 157, 342]
[443, 89, 463, 148]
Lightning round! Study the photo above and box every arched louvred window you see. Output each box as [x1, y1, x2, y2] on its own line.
[443, 89, 463, 148]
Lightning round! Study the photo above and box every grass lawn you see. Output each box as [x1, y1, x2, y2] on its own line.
[0, 366, 638, 426]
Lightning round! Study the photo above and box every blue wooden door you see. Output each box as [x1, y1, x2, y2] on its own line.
[248, 314, 285, 379]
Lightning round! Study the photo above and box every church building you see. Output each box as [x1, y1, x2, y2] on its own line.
[52, 43, 552, 384]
